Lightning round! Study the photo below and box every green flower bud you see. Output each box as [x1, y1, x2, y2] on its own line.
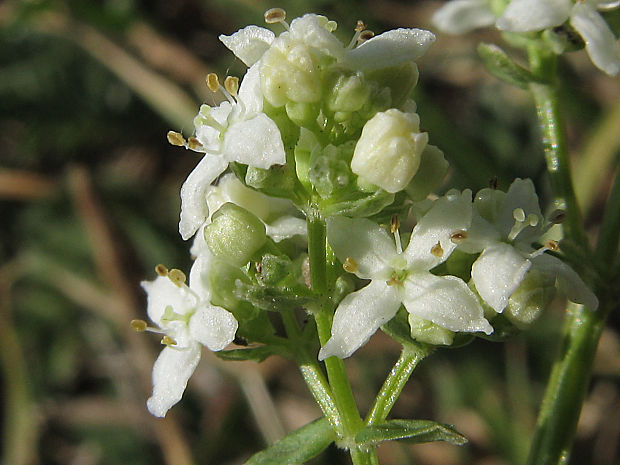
[351, 109, 428, 193]
[205, 203, 266, 267]
[408, 314, 455, 346]
[258, 254, 291, 285]
[325, 68, 370, 113]
[309, 143, 355, 198]
[504, 269, 555, 329]
[245, 164, 297, 198]
[365, 62, 419, 108]
[285, 101, 320, 127]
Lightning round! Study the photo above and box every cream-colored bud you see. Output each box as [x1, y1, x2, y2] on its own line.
[351, 109, 428, 193]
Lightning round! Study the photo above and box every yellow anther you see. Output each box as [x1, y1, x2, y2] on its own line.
[161, 336, 177, 347]
[358, 30, 375, 42]
[513, 208, 526, 223]
[206, 73, 220, 92]
[155, 264, 169, 276]
[264, 7, 286, 24]
[450, 230, 468, 243]
[431, 241, 444, 258]
[130, 319, 148, 332]
[549, 209, 567, 224]
[355, 20, 366, 32]
[390, 214, 400, 234]
[343, 257, 358, 273]
[544, 239, 559, 252]
[168, 268, 187, 287]
[188, 137, 203, 150]
[224, 76, 239, 96]
[386, 273, 403, 286]
[167, 131, 186, 147]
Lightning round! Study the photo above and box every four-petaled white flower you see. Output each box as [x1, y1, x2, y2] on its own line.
[433, 0, 620, 76]
[319, 191, 493, 360]
[460, 178, 598, 313]
[179, 63, 286, 240]
[141, 257, 238, 417]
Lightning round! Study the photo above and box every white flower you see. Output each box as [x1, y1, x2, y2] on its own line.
[434, 0, 620, 76]
[141, 258, 238, 417]
[497, 0, 620, 76]
[319, 191, 492, 360]
[351, 109, 428, 193]
[461, 178, 598, 313]
[179, 64, 286, 240]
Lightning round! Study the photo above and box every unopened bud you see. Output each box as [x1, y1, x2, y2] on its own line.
[351, 109, 428, 193]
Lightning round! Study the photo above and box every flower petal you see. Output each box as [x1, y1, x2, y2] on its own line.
[570, 3, 620, 76]
[496, 0, 572, 32]
[142, 276, 192, 324]
[219, 25, 275, 67]
[532, 253, 599, 309]
[223, 113, 286, 169]
[179, 154, 229, 240]
[327, 216, 396, 279]
[432, 0, 497, 34]
[189, 304, 238, 351]
[147, 344, 201, 417]
[238, 63, 264, 115]
[318, 280, 401, 360]
[289, 14, 345, 59]
[346, 28, 435, 71]
[265, 216, 307, 242]
[402, 272, 492, 334]
[471, 243, 532, 312]
[404, 190, 473, 271]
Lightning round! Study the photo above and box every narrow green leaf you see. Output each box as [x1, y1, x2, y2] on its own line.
[477, 43, 535, 89]
[244, 417, 336, 465]
[215, 344, 290, 363]
[355, 419, 467, 447]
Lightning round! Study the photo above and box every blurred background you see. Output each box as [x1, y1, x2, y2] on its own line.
[1, 1, 619, 464]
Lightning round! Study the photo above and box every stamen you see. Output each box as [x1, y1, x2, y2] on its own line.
[529, 240, 559, 259]
[130, 319, 148, 332]
[224, 76, 239, 97]
[390, 214, 400, 233]
[264, 8, 289, 30]
[206, 73, 220, 92]
[187, 137, 203, 151]
[513, 208, 526, 223]
[431, 241, 444, 258]
[155, 264, 169, 276]
[357, 30, 374, 44]
[355, 20, 366, 32]
[343, 257, 358, 273]
[527, 214, 539, 227]
[167, 131, 187, 147]
[168, 268, 187, 287]
[347, 20, 367, 49]
[161, 336, 177, 347]
[450, 230, 468, 244]
[548, 209, 567, 224]
[489, 176, 498, 190]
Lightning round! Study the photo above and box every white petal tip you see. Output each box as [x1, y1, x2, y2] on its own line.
[318, 339, 349, 361]
[146, 397, 169, 418]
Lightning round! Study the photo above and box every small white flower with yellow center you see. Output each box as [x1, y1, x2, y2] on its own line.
[136, 260, 238, 417]
[170, 64, 286, 241]
[459, 178, 598, 312]
[319, 191, 492, 360]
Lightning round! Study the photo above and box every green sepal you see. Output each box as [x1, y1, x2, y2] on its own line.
[355, 419, 467, 447]
[477, 43, 536, 89]
[215, 344, 292, 363]
[320, 190, 395, 218]
[244, 417, 336, 465]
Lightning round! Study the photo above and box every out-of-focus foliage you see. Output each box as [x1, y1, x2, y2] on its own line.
[1, 1, 619, 464]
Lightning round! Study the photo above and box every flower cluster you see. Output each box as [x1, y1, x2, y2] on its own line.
[433, 0, 620, 76]
[136, 8, 597, 417]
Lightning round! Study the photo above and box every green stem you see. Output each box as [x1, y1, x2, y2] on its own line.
[366, 346, 431, 425]
[306, 207, 377, 464]
[525, 301, 611, 465]
[527, 51, 588, 251]
[594, 169, 620, 266]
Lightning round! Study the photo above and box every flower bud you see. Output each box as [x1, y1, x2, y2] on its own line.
[325, 69, 370, 113]
[205, 203, 266, 267]
[504, 270, 555, 329]
[408, 314, 454, 346]
[351, 109, 428, 193]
